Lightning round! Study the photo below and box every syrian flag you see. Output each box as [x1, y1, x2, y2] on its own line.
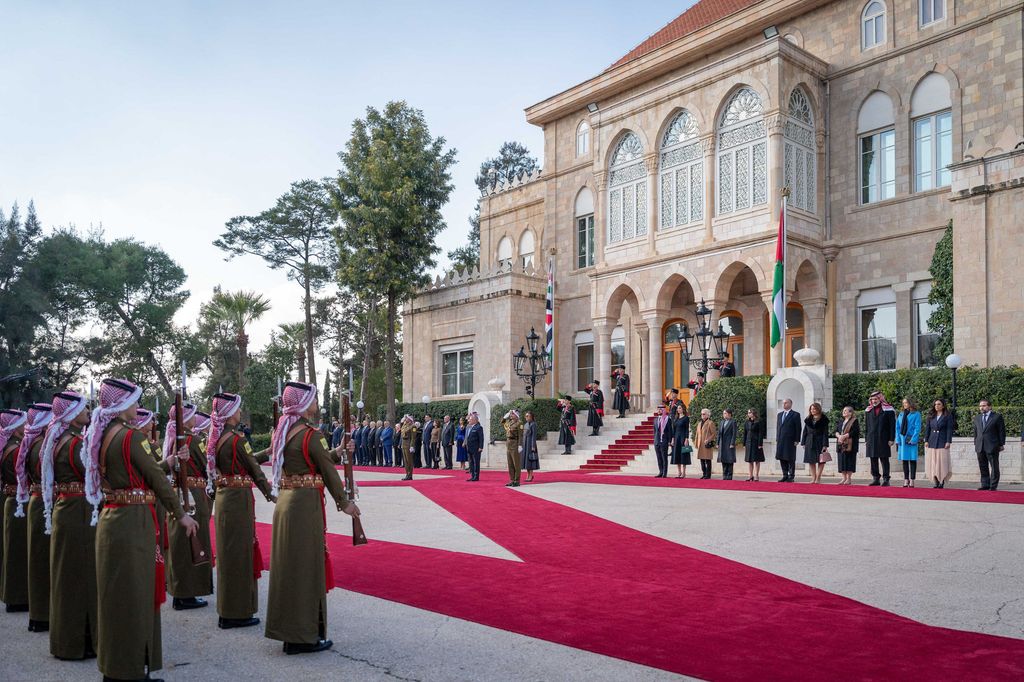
[769, 197, 787, 348]
[545, 257, 554, 365]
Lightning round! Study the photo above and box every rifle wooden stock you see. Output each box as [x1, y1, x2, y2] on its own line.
[341, 393, 367, 546]
[175, 391, 209, 566]
[272, 397, 280, 429]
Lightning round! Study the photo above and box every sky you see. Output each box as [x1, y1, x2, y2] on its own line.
[0, 0, 688, 371]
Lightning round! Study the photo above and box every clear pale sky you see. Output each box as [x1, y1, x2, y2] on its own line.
[0, 0, 688, 361]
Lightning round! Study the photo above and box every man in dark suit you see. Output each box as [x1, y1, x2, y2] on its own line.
[465, 412, 485, 482]
[653, 405, 672, 478]
[717, 408, 737, 480]
[775, 399, 801, 482]
[372, 421, 383, 466]
[973, 399, 1006, 490]
[421, 416, 434, 468]
[352, 420, 365, 465]
[360, 419, 372, 466]
[440, 415, 455, 469]
[864, 391, 896, 486]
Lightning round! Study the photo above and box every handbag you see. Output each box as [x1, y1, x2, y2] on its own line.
[679, 445, 693, 455]
[819, 448, 833, 463]
[705, 440, 716, 449]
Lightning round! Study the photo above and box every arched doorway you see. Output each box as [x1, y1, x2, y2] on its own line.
[762, 302, 806, 368]
[662, 319, 692, 405]
[718, 310, 744, 375]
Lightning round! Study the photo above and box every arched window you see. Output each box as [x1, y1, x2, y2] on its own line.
[911, 73, 953, 191]
[784, 88, 817, 213]
[785, 304, 805, 368]
[717, 88, 767, 215]
[519, 229, 536, 269]
[496, 236, 513, 268]
[659, 110, 703, 228]
[607, 133, 648, 244]
[576, 120, 590, 157]
[662, 320, 691, 400]
[862, 1, 886, 50]
[858, 91, 896, 204]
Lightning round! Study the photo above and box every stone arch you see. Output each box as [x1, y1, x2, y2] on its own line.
[574, 185, 596, 216]
[782, 28, 805, 48]
[713, 258, 769, 303]
[788, 81, 822, 124]
[518, 225, 537, 267]
[602, 281, 644, 321]
[655, 105, 706, 149]
[655, 269, 703, 311]
[789, 257, 825, 300]
[603, 127, 650, 169]
[495, 234, 515, 265]
[912, 63, 960, 94]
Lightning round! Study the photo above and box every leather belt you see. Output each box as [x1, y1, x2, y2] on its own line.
[1, 484, 17, 496]
[172, 476, 207, 489]
[30, 483, 42, 496]
[278, 474, 324, 489]
[216, 475, 254, 489]
[103, 488, 156, 505]
[56, 482, 86, 497]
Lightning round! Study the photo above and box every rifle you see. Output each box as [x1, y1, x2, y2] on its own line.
[174, 391, 209, 565]
[341, 392, 367, 546]
[272, 396, 280, 430]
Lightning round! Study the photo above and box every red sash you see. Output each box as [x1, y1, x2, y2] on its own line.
[300, 429, 333, 591]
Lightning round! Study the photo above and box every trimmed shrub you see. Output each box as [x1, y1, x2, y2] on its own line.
[688, 376, 771, 444]
[376, 399, 470, 423]
[251, 432, 271, 452]
[490, 398, 590, 441]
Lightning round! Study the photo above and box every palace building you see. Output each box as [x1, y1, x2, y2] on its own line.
[403, 0, 1024, 409]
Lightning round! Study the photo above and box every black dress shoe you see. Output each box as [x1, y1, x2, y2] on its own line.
[283, 639, 333, 655]
[881, 478, 890, 487]
[869, 478, 881, 486]
[172, 597, 208, 610]
[5, 604, 29, 613]
[28, 619, 49, 632]
[218, 617, 260, 629]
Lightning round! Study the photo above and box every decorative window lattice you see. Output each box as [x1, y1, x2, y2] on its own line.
[784, 88, 817, 212]
[660, 173, 674, 228]
[721, 88, 763, 127]
[636, 181, 647, 236]
[788, 88, 813, 125]
[662, 110, 700, 147]
[719, 120, 766, 150]
[691, 169, 703, 222]
[719, 153, 734, 214]
[735, 147, 750, 210]
[752, 142, 767, 206]
[610, 162, 645, 186]
[675, 168, 688, 226]
[608, 132, 648, 243]
[623, 184, 635, 240]
[610, 188, 622, 242]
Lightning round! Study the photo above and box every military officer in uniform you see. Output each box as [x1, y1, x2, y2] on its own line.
[208, 392, 275, 630]
[163, 401, 213, 610]
[1, 408, 29, 613]
[587, 382, 604, 436]
[40, 391, 97, 660]
[501, 410, 523, 487]
[83, 377, 199, 682]
[265, 381, 359, 654]
[399, 416, 415, 481]
[613, 367, 631, 418]
[16, 402, 54, 632]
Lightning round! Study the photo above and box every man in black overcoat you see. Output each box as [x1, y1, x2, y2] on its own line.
[587, 381, 604, 436]
[775, 398, 801, 482]
[864, 391, 896, 486]
[612, 367, 630, 418]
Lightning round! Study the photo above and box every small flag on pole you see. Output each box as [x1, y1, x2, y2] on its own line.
[545, 256, 554, 366]
[770, 192, 788, 349]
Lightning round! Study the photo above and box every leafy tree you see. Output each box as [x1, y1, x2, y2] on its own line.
[215, 179, 339, 385]
[206, 289, 271, 391]
[447, 141, 538, 272]
[927, 220, 954, 359]
[334, 101, 456, 423]
[278, 322, 307, 381]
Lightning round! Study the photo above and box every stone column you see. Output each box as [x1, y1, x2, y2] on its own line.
[635, 323, 651, 413]
[593, 317, 615, 392]
[594, 170, 608, 268]
[701, 134, 715, 243]
[767, 112, 785, 220]
[761, 291, 783, 374]
[802, 297, 827, 364]
[892, 281, 914, 369]
[642, 313, 666, 408]
[645, 154, 658, 250]
[823, 246, 839, 367]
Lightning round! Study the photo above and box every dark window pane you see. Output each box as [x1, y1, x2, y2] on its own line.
[611, 341, 625, 369]
[786, 305, 804, 329]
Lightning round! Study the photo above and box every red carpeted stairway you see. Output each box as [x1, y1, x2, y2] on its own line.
[578, 415, 655, 472]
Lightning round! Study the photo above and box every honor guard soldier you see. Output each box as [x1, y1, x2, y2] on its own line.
[16, 402, 54, 632]
[1, 408, 29, 613]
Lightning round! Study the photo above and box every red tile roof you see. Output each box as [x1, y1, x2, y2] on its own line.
[608, 0, 764, 70]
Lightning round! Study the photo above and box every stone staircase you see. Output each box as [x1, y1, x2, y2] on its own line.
[536, 413, 651, 471]
[579, 415, 656, 472]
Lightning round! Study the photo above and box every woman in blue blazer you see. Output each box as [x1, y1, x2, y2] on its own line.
[895, 398, 922, 487]
[925, 398, 955, 488]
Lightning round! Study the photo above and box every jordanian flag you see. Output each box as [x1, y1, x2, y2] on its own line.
[545, 257, 554, 364]
[769, 201, 786, 348]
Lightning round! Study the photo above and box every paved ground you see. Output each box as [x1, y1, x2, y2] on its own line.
[2, 468, 1021, 681]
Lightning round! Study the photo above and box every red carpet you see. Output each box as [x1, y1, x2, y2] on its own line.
[253, 470, 1024, 680]
[579, 415, 655, 472]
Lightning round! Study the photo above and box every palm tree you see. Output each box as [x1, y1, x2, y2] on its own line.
[208, 290, 272, 391]
[278, 322, 307, 381]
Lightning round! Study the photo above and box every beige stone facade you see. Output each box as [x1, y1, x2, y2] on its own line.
[404, 0, 1024, 405]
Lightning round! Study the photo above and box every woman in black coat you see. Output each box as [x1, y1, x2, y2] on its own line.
[669, 404, 691, 478]
[742, 408, 765, 481]
[801, 402, 830, 484]
[835, 405, 860, 485]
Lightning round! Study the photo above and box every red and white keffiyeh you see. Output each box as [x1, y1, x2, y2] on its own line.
[132, 408, 154, 430]
[15, 403, 54, 517]
[40, 391, 88, 534]
[269, 381, 317, 497]
[162, 402, 198, 461]
[83, 378, 143, 524]
[206, 393, 242, 495]
[193, 411, 211, 434]
[0, 409, 28, 454]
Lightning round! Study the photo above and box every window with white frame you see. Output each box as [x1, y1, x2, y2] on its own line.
[496, 236, 513, 268]
[784, 88, 817, 213]
[607, 133, 648, 244]
[912, 282, 939, 367]
[659, 109, 703, 228]
[919, 0, 944, 26]
[911, 72, 953, 192]
[575, 187, 595, 268]
[519, 229, 536, 269]
[717, 88, 767, 215]
[858, 288, 897, 371]
[610, 326, 626, 370]
[862, 1, 886, 50]
[857, 91, 896, 204]
[574, 331, 594, 391]
[440, 345, 474, 395]
[576, 120, 590, 157]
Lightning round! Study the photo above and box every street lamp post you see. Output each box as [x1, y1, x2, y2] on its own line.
[513, 327, 551, 398]
[679, 300, 731, 377]
[945, 353, 962, 432]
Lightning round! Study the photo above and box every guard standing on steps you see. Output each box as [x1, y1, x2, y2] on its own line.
[264, 381, 359, 655]
[1, 408, 29, 613]
[209, 392, 275, 631]
[613, 367, 631, 418]
[558, 399, 576, 455]
[16, 402, 54, 633]
[587, 382, 604, 436]
[502, 410, 523, 487]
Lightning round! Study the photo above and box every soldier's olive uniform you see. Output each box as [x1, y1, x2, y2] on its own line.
[166, 433, 213, 598]
[1, 436, 27, 607]
[26, 437, 51, 624]
[503, 418, 523, 485]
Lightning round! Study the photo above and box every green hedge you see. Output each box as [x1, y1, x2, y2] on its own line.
[376, 399, 470, 423]
[688, 376, 771, 444]
[251, 432, 271, 452]
[490, 398, 590, 441]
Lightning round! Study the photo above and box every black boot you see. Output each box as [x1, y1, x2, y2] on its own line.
[881, 477, 890, 487]
[869, 477, 881, 486]
[172, 597, 208, 610]
[28, 619, 49, 632]
[218, 616, 260, 629]
[283, 639, 333, 655]
[5, 603, 28, 613]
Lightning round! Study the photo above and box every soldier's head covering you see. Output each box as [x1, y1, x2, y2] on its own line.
[270, 381, 318, 496]
[206, 393, 242, 494]
[132, 408, 154, 430]
[83, 378, 143, 524]
[161, 402, 197, 461]
[193, 410, 211, 433]
[40, 391, 88, 534]
[0, 409, 28, 454]
[15, 403, 54, 518]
